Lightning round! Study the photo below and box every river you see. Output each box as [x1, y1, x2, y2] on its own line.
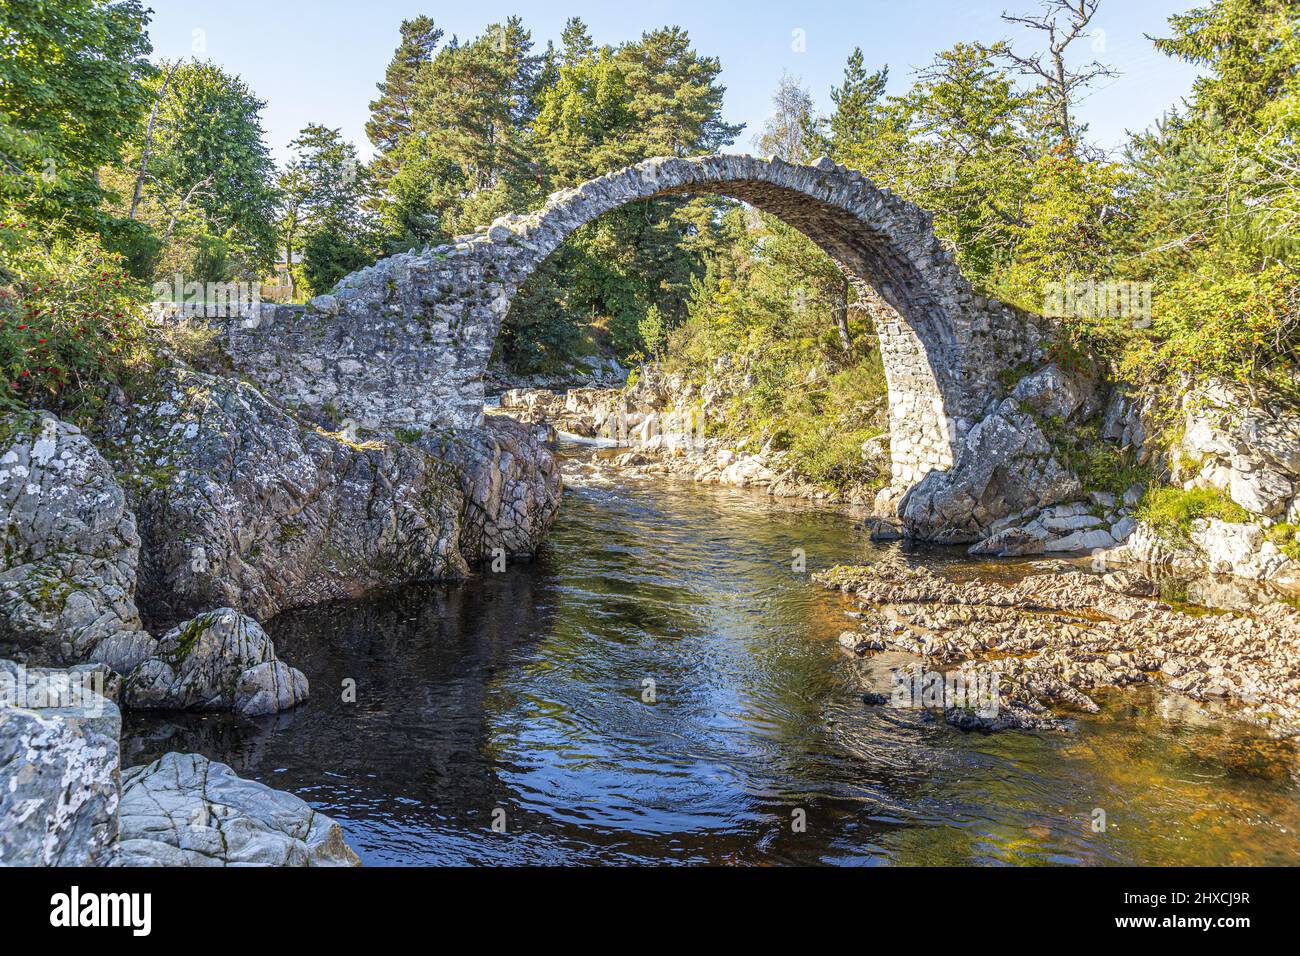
[122, 446, 1300, 865]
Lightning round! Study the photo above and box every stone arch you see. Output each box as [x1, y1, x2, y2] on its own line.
[227, 155, 1045, 511]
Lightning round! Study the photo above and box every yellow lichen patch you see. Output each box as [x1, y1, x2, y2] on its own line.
[313, 426, 385, 451]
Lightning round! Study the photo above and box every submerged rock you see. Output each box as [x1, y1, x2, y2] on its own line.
[122, 608, 308, 716]
[0, 412, 154, 671]
[114, 752, 359, 866]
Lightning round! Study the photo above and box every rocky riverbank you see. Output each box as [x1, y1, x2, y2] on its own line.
[0, 661, 359, 866]
[1, 351, 562, 865]
[818, 559, 1300, 737]
[496, 360, 1300, 598]
[493, 364, 888, 503]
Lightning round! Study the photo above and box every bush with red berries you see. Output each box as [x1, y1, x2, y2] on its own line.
[0, 220, 154, 425]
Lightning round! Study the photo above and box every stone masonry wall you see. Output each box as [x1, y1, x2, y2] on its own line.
[205, 155, 1048, 510]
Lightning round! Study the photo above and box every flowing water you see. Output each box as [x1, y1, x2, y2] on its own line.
[122, 449, 1300, 865]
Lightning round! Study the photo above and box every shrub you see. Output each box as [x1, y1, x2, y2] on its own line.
[1076, 442, 1150, 496]
[1134, 485, 1250, 545]
[1123, 264, 1300, 392]
[787, 422, 886, 491]
[0, 223, 153, 425]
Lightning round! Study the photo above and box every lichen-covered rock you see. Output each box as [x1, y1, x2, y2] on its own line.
[901, 395, 1080, 543]
[122, 608, 308, 716]
[424, 415, 562, 562]
[109, 368, 470, 623]
[1011, 363, 1101, 423]
[0, 679, 121, 866]
[114, 752, 360, 866]
[1102, 518, 1300, 587]
[0, 412, 154, 671]
[1173, 383, 1300, 520]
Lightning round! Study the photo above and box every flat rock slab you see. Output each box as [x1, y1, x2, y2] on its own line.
[114, 752, 360, 867]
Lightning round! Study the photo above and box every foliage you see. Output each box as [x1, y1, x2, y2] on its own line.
[373, 17, 550, 248]
[993, 145, 1131, 316]
[494, 20, 743, 367]
[130, 60, 279, 275]
[366, 16, 444, 185]
[0, 0, 154, 254]
[1134, 485, 1250, 544]
[661, 205, 890, 492]
[1267, 521, 1300, 560]
[1122, 263, 1300, 393]
[1115, 0, 1300, 401]
[279, 124, 376, 295]
[1075, 442, 1150, 496]
[492, 265, 583, 374]
[0, 223, 152, 425]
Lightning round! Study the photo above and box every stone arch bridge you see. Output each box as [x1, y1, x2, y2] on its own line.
[224, 154, 1052, 530]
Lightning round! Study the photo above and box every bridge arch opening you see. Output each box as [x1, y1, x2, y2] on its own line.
[249, 155, 1040, 514]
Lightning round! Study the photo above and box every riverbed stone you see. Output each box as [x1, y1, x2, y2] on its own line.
[968, 526, 1046, 557]
[114, 752, 360, 866]
[421, 415, 562, 563]
[122, 608, 308, 716]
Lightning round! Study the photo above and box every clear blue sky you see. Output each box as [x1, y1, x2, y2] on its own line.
[141, 0, 1203, 166]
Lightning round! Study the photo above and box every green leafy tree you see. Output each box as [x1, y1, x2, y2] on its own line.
[511, 24, 742, 366]
[827, 50, 891, 162]
[277, 125, 374, 294]
[378, 19, 548, 247]
[1154, 0, 1299, 127]
[0, 0, 153, 259]
[135, 61, 279, 276]
[1119, 0, 1300, 398]
[895, 43, 1040, 283]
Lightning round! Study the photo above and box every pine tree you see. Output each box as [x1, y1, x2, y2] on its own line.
[829, 49, 889, 157]
[367, 17, 443, 182]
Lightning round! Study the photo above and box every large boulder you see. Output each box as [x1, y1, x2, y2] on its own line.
[114, 752, 360, 866]
[1174, 383, 1300, 520]
[0, 412, 154, 671]
[108, 368, 470, 624]
[0, 664, 121, 866]
[1011, 362, 1101, 422]
[901, 393, 1080, 543]
[122, 608, 308, 716]
[421, 414, 562, 563]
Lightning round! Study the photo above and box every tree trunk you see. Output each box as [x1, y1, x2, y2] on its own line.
[835, 276, 852, 354]
[130, 60, 179, 220]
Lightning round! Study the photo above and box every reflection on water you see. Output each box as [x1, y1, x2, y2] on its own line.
[122, 465, 1300, 865]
